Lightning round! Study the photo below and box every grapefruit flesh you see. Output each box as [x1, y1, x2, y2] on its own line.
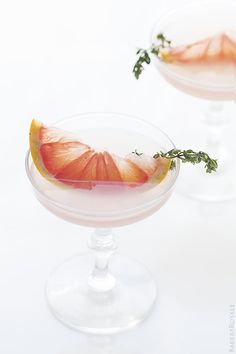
[161, 31, 236, 64]
[29, 119, 171, 190]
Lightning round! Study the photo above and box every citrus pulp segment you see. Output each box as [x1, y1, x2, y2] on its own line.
[162, 31, 236, 64]
[29, 119, 171, 189]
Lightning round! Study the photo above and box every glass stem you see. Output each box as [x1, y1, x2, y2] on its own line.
[88, 228, 117, 292]
[204, 101, 230, 169]
[87, 336, 113, 354]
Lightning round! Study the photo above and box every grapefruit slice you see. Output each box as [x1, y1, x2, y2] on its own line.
[161, 31, 236, 64]
[29, 119, 171, 189]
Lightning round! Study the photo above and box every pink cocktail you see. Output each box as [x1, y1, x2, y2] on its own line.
[150, 0, 236, 201]
[25, 112, 180, 334]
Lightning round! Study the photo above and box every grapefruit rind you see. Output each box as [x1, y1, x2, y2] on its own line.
[152, 158, 172, 184]
[29, 119, 51, 179]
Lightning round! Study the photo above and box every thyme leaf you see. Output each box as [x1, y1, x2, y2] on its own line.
[133, 32, 172, 79]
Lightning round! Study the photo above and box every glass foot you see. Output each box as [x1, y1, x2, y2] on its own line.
[46, 253, 156, 334]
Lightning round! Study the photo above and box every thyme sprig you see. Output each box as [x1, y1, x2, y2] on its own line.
[153, 149, 218, 173]
[133, 33, 171, 79]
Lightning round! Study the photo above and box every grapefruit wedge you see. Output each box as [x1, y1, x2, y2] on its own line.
[29, 119, 171, 190]
[161, 31, 236, 64]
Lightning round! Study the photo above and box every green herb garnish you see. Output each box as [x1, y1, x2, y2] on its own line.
[153, 149, 218, 173]
[133, 33, 171, 79]
[132, 149, 143, 156]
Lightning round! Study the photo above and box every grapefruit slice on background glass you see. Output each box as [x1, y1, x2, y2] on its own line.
[162, 31, 236, 64]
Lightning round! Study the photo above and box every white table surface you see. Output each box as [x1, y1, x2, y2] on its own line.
[0, 0, 236, 353]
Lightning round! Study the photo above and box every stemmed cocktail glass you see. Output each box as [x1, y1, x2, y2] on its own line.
[25, 112, 180, 334]
[150, 0, 236, 202]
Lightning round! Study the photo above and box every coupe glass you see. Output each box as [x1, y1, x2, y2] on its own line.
[25, 112, 180, 334]
[151, 0, 236, 202]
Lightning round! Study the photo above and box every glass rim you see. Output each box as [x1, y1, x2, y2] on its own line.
[25, 111, 180, 218]
[150, 0, 236, 91]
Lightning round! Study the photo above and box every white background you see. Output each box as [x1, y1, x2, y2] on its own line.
[0, 0, 236, 353]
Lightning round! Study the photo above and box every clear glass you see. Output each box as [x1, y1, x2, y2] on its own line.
[25, 112, 180, 334]
[151, 0, 236, 202]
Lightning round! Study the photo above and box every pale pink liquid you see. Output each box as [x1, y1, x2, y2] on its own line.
[30, 128, 177, 228]
[157, 62, 236, 101]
